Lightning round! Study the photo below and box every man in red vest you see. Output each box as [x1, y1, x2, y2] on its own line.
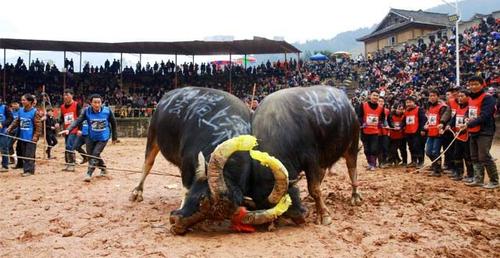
[58, 89, 82, 172]
[447, 90, 473, 182]
[424, 89, 450, 177]
[404, 96, 427, 169]
[460, 76, 498, 189]
[387, 103, 407, 166]
[357, 90, 386, 171]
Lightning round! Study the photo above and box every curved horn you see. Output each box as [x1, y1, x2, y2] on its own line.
[194, 152, 206, 181]
[249, 150, 289, 204]
[231, 150, 291, 226]
[237, 194, 292, 225]
[207, 135, 258, 203]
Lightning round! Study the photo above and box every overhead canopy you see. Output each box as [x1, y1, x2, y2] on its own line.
[0, 37, 301, 55]
[309, 53, 328, 61]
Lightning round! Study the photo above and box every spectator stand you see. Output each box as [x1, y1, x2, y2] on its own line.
[0, 37, 301, 101]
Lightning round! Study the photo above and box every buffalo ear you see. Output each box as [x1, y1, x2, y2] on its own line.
[195, 152, 207, 181]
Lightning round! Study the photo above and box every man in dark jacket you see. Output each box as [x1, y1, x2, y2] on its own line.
[44, 108, 58, 159]
[461, 76, 498, 189]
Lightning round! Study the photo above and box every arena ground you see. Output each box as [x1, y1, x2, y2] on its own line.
[0, 138, 498, 257]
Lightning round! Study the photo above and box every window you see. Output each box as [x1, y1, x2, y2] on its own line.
[388, 35, 396, 46]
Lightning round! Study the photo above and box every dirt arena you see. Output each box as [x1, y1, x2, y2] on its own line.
[0, 138, 498, 258]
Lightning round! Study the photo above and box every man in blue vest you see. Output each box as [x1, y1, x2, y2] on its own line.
[8, 102, 20, 167]
[0, 99, 13, 172]
[72, 113, 90, 164]
[6, 94, 43, 176]
[60, 94, 118, 182]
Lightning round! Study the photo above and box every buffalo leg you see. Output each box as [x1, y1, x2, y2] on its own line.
[130, 140, 160, 202]
[306, 166, 331, 225]
[283, 185, 307, 225]
[344, 141, 362, 206]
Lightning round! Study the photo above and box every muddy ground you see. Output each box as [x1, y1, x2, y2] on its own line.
[0, 138, 498, 258]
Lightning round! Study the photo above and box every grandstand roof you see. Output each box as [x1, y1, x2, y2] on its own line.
[0, 37, 301, 55]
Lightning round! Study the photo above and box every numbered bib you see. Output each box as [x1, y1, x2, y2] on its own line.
[428, 114, 437, 126]
[456, 115, 465, 126]
[406, 115, 415, 125]
[468, 107, 478, 119]
[90, 119, 106, 132]
[64, 112, 74, 125]
[20, 118, 32, 130]
[366, 115, 378, 126]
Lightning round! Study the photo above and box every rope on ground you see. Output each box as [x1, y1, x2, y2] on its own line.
[0, 153, 180, 177]
[0, 132, 111, 161]
[413, 127, 465, 173]
[0, 134, 181, 178]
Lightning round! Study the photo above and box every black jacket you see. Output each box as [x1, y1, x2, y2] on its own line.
[45, 115, 57, 135]
[1, 104, 13, 129]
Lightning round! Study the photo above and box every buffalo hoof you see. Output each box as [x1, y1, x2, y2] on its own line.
[350, 192, 363, 206]
[291, 216, 306, 225]
[129, 189, 143, 202]
[169, 214, 189, 235]
[170, 225, 188, 235]
[320, 215, 332, 225]
[283, 209, 307, 225]
[267, 222, 277, 232]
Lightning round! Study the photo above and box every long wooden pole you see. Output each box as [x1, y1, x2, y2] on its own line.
[250, 83, 257, 109]
[120, 53, 123, 87]
[3, 49, 5, 101]
[79, 51, 82, 73]
[42, 85, 47, 159]
[297, 52, 301, 71]
[63, 51, 66, 91]
[284, 52, 288, 87]
[229, 53, 232, 94]
[174, 54, 178, 88]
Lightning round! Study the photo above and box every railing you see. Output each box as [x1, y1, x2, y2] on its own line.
[112, 107, 156, 118]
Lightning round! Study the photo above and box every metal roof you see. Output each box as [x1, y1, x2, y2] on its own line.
[0, 37, 301, 55]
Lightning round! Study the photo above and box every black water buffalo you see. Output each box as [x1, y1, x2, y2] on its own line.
[129, 87, 253, 231]
[251, 85, 361, 225]
[131, 86, 360, 234]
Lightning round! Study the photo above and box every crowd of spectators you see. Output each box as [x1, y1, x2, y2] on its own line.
[352, 16, 499, 110]
[0, 16, 498, 117]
